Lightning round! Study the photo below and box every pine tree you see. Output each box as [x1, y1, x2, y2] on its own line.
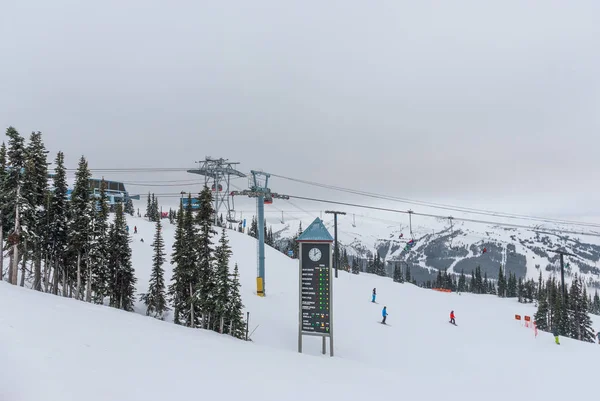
[140, 219, 168, 319]
[88, 179, 110, 304]
[507, 272, 517, 298]
[351, 257, 360, 275]
[534, 280, 550, 331]
[168, 200, 188, 325]
[580, 284, 595, 342]
[593, 290, 600, 315]
[497, 266, 506, 297]
[213, 227, 232, 332]
[483, 272, 489, 295]
[405, 264, 411, 283]
[249, 216, 258, 238]
[146, 192, 151, 219]
[227, 263, 245, 338]
[0, 142, 7, 280]
[24, 131, 48, 291]
[68, 156, 93, 300]
[124, 198, 134, 216]
[457, 270, 466, 292]
[4, 127, 29, 285]
[194, 186, 218, 325]
[393, 263, 402, 282]
[48, 152, 69, 295]
[107, 203, 136, 311]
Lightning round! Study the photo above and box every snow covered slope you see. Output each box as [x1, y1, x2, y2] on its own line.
[266, 204, 600, 287]
[2, 214, 598, 400]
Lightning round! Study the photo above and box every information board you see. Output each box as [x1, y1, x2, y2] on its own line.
[300, 243, 331, 335]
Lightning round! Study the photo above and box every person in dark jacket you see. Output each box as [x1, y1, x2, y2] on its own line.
[382, 306, 388, 324]
[372, 288, 376, 303]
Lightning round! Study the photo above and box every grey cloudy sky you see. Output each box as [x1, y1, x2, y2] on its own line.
[1, 0, 599, 218]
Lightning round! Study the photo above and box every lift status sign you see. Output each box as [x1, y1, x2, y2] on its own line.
[300, 242, 331, 335]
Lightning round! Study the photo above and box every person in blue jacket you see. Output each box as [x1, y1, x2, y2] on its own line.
[382, 306, 388, 324]
[596, 331, 600, 344]
[372, 288, 376, 303]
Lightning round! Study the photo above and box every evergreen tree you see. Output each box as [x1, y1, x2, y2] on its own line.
[457, 270, 466, 293]
[227, 263, 245, 338]
[497, 266, 506, 297]
[392, 263, 402, 283]
[194, 186, 217, 325]
[213, 227, 232, 332]
[291, 222, 302, 258]
[88, 179, 110, 304]
[351, 257, 360, 275]
[48, 152, 69, 295]
[168, 200, 188, 325]
[249, 216, 258, 239]
[146, 192, 151, 219]
[593, 290, 600, 315]
[507, 272, 518, 298]
[579, 284, 595, 342]
[4, 127, 30, 285]
[124, 198, 134, 216]
[483, 272, 489, 295]
[140, 218, 168, 319]
[24, 131, 48, 291]
[405, 264, 411, 283]
[534, 280, 550, 331]
[107, 203, 136, 311]
[68, 156, 93, 300]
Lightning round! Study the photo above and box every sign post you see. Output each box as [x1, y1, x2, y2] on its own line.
[296, 218, 334, 357]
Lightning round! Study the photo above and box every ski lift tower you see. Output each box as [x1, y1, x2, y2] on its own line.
[231, 170, 289, 297]
[187, 157, 246, 225]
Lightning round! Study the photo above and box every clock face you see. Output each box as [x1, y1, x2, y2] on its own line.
[308, 247, 322, 262]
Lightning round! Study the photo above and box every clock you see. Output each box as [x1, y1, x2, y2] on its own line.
[308, 247, 322, 262]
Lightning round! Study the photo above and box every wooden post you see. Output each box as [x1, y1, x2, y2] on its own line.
[245, 312, 250, 341]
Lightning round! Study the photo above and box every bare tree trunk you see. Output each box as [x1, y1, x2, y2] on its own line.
[189, 282, 194, 328]
[85, 264, 92, 302]
[61, 267, 67, 297]
[11, 244, 18, 285]
[19, 239, 27, 287]
[7, 251, 13, 283]
[52, 259, 59, 295]
[11, 182, 21, 286]
[43, 255, 50, 292]
[76, 252, 81, 300]
[33, 246, 42, 291]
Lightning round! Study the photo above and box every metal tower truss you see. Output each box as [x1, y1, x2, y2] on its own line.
[230, 170, 289, 297]
[187, 157, 246, 224]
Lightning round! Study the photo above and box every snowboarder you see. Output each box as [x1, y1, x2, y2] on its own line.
[449, 310, 455, 325]
[134, 226, 137, 234]
[381, 306, 388, 324]
[372, 288, 377, 303]
[552, 327, 560, 345]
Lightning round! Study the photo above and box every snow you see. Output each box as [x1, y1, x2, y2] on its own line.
[2, 214, 600, 400]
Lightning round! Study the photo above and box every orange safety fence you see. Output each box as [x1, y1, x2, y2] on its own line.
[432, 288, 452, 293]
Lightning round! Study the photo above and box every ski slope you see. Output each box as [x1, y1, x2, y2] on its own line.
[1, 214, 599, 400]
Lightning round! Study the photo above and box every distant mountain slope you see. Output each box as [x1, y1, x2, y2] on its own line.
[267, 207, 600, 288]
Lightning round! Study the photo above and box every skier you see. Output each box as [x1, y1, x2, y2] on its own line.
[552, 327, 560, 345]
[381, 306, 388, 324]
[126, 225, 129, 233]
[449, 310, 456, 325]
[596, 331, 600, 344]
[372, 288, 377, 303]
[134, 226, 137, 234]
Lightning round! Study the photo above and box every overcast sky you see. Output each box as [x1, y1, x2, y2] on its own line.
[1, 0, 599, 219]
